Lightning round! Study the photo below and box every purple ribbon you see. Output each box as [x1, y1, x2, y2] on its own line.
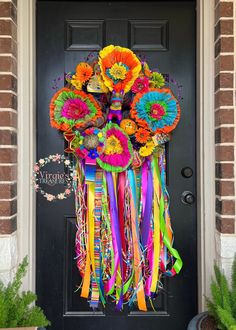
[141, 159, 153, 247]
[105, 172, 123, 310]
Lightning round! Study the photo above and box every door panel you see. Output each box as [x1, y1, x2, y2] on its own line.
[37, 2, 196, 329]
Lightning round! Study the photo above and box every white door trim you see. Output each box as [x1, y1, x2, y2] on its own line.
[196, 0, 216, 311]
[17, 0, 216, 310]
[17, 0, 36, 291]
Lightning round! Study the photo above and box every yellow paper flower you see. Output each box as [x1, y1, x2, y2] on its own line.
[71, 76, 82, 90]
[139, 140, 155, 157]
[104, 135, 123, 155]
[109, 63, 127, 80]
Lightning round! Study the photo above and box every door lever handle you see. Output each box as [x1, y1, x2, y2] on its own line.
[181, 191, 195, 205]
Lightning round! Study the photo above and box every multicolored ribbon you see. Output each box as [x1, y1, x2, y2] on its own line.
[75, 146, 183, 311]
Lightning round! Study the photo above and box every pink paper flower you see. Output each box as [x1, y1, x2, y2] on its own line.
[62, 99, 90, 120]
[97, 123, 133, 172]
[131, 77, 149, 94]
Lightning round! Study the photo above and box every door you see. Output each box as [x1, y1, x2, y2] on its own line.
[36, 1, 197, 329]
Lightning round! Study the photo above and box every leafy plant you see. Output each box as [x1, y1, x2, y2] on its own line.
[0, 256, 50, 328]
[206, 255, 236, 330]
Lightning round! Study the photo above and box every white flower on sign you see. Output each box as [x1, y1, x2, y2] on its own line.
[64, 159, 70, 165]
[39, 159, 45, 165]
[57, 193, 65, 200]
[45, 193, 54, 201]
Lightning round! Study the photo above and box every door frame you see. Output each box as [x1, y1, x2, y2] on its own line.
[17, 0, 215, 311]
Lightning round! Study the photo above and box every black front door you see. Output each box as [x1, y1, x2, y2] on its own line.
[36, 1, 197, 329]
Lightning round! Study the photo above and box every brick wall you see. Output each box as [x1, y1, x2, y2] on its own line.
[215, 0, 236, 278]
[0, 0, 17, 284]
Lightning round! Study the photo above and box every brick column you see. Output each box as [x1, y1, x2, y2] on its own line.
[215, 0, 236, 277]
[0, 0, 17, 283]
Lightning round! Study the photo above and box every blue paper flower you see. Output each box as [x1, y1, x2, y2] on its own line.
[131, 88, 180, 133]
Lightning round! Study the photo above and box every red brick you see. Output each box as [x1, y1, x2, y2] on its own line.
[215, 127, 234, 143]
[0, 111, 17, 128]
[0, 3, 17, 21]
[0, 56, 17, 74]
[215, 90, 233, 107]
[0, 38, 17, 57]
[215, 55, 234, 72]
[216, 198, 235, 215]
[0, 199, 17, 216]
[0, 93, 17, 109]
[216, 163, 234, 178]
[216, 217, 235, 233]
[215, 73, 233, 90]
[215, 109, 234, 126]
[0, 148, 17, 163]
[0, 20, 17, 40]
[215, 37, 234, 56]
[215, 146, 234, 161]
[216, 180, 235, 196]
[0, 217, 17, 234]
[0, 130, 17, 145]
[0, 75, 17, 91]
[215, 20, 233, 39]
[0, 165, 17, 180]
[0, 182, 16, 199]
[215, 2, 233, 23]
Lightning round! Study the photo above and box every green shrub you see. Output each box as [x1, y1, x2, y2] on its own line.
[207, 255, 236, 330]
[0, 256, 50, 328]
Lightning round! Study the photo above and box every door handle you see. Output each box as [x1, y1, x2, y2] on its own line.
[181, 191, 195, 205]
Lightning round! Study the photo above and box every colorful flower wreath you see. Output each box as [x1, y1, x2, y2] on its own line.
[49, 45, 181, 159]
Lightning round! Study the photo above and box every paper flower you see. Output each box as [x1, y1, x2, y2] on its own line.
[75, 62, 93, 83]
[97, 122, 133, 172]
[71, 78, 83, 90]
[139, 140, 155, 157]
[50, 88, 102, 131]
[131, 88, 180, 134]
[131, 77, 149, 94]
[98, 45, 141, 93]
[150, 72, 165, 88]
[135, 128, 151, 143]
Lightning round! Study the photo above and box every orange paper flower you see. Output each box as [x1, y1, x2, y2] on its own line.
[135, 128, 151, 143]
[98, 45, 141, 94]
[75, 62, 93, 83]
